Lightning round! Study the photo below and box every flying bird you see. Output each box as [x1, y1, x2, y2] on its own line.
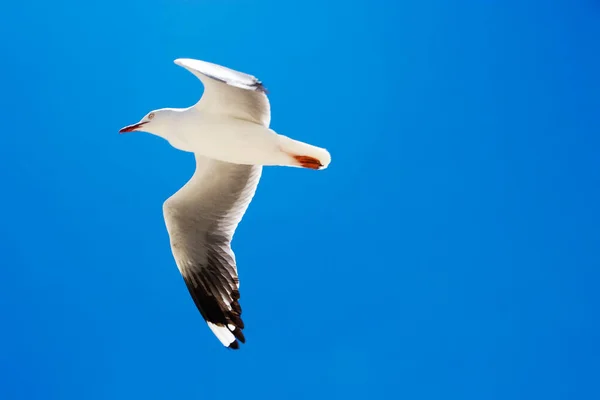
[120, 58, 331, 349]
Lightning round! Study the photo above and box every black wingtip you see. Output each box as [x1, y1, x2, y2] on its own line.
[233, 327, 246, 343]
[254, 81, 268, 94]
[228, 341, 240, 350]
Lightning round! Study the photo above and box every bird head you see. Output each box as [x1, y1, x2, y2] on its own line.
[119, 108, 178, 137]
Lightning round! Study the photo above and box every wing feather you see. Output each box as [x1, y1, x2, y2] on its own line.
[174, 58, 271, 127]
[163, 155, 262, 349]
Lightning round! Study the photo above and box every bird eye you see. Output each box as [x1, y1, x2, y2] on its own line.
[148, 113, 155, 120]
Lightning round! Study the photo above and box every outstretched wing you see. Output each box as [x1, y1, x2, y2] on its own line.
[174, 58, 271, 127]
[163, 154, 262, 349]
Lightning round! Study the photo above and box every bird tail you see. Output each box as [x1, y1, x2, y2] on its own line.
[276, 134, 331, 170]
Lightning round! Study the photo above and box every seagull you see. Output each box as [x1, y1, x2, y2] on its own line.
[119, 58, 331, 349]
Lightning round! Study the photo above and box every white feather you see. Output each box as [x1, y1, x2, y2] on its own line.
[208, 322, 236, 347]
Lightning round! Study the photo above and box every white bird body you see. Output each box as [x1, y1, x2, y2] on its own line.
[120, 58, 331, 350]
[154, 109, 329, 168]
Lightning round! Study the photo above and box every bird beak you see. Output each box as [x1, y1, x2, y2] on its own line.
[119, 121, 148, 134]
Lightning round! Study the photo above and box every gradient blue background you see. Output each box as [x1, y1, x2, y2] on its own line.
[1, 1, 599, 399]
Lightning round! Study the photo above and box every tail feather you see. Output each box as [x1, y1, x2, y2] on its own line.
[277, 134, 331, 170]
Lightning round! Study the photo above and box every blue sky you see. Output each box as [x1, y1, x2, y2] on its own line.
[1, 0, 599, 399]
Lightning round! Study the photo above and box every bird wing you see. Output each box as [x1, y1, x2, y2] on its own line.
[163, 154, 262, 349]
[174, 58, 271, 127]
